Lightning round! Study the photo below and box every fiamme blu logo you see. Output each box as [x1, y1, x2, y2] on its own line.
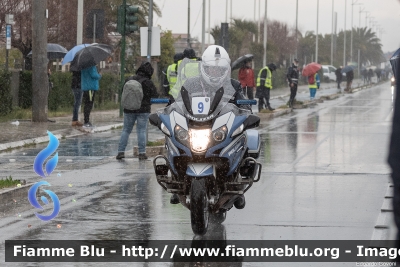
[28, 131, 60, 221]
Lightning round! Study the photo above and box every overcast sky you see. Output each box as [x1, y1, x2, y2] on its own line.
[153, 0, 400, 53]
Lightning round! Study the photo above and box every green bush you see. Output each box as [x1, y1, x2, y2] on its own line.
[19, 71, 32, 109]
[48, 72, 73, 111]
[0, 70, 12, 115]
[16, 71, 120, 112]
[98, 73, 119, 105]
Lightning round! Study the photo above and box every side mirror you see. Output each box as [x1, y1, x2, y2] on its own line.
[149, 113, 162, 128]
[243, 115, 260, 130]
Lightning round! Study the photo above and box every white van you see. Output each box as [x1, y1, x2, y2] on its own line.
[321, 65, 338, 81]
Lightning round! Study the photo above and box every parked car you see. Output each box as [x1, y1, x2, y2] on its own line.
[322, 65, 346, 82]
[321, 65, 338, 82]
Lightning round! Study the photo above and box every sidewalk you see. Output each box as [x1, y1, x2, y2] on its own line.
[0, 78, 370, 152]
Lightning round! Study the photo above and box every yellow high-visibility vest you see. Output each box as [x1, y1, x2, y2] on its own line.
[166, 63, 177, 91]
[170, 60, 199, 98]
[256, 66, 272, 89]
[309, 73, 318, 89]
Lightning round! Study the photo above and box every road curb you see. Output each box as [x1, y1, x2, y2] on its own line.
[257, 108, 291, 119]
[0, 134, 63, 152]
[0, 183, 33, 201]
[0, 124, 124, 152]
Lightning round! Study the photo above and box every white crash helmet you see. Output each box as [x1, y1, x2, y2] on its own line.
[200, 45, 231, 87]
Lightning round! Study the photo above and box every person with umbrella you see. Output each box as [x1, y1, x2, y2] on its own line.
[302, 62, 322, 100]
[287, 59, 300, 108]
[345, 68, 354, 92]
[307, 70, 320, 100]
[256, 63, 277, 111]
[238, 60, 255, 100]
[81, 65, 101, 127]
[335, 66, 343, 90]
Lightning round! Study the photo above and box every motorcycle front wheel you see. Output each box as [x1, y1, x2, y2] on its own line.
[210, 212, 226, 224]
[190, 178, 209, 235]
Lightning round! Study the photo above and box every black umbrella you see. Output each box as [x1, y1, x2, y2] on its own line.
[27, 43, 68, 59]
[70, 44, 112, 71]
[231, 54, 254, 70]
[341, 65, 356, 73]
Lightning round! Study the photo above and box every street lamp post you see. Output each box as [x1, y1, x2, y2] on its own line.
[316, 0, 319, 63]
[359, 6, 365, 29]
[188, 0, 191, 47]
[350, 0, 361, 62]
[294, 0, 296, 58]
[331, 0, 334, 65]
[343, 0, 347, 67]
[263, 0, 267, 66]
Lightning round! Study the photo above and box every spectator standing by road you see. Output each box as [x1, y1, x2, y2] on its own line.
[71, 70, 83, 127]
[238, 60, 255, 99]
[362, 69, 368, 84]
[368, 69, 374, 84]
[81, 65, 101, 127]
[376, 68, 382, 83]
[345, 69, 354, 92]
[335, 66, 343, 90]
[308, 72, 320, 100]
[256, 63, 277, 111]
[287, 59, 300, 108]
[116, 62, 159, 160]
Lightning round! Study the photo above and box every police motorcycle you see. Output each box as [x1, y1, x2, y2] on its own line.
[149, 46, 262, 235]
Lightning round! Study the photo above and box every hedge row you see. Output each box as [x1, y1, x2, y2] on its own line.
[0, 71, 120, 113]
[0, 70, 12, 115]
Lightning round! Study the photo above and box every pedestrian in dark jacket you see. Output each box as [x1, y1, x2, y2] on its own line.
[116, 61, 159, 160]
[362, 69, 368, 84]
[81, 65, 101, 127]
[287, 59, 299, 108]
[335, 66, 343, 90]
[368, 69, 374, 84]
[71, 71, 83, 126]
[345, 69, 354, 91]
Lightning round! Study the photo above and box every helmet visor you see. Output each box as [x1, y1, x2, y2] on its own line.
[202, 64, 228, 79]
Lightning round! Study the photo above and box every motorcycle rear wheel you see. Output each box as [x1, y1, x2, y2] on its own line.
[190, 178, 209, 235]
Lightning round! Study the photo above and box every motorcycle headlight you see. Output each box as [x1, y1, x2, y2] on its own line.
[161, 123, 171, 136]
[212, 126, 227, 142]
[231, 124, 244, 137]
[175, 125, 189, 141]
[189, 129, 211, 153]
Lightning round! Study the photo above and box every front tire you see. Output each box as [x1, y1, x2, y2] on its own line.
[190, 178, 209, 235]
[210, 212, 226, 224]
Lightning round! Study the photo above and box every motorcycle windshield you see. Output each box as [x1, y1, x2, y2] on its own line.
[169, 58, 237, 122]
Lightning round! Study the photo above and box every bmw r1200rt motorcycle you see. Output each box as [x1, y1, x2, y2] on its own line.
[149, 58, 262, 235]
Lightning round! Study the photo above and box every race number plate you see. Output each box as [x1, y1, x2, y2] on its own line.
[192, 97, 210, 115]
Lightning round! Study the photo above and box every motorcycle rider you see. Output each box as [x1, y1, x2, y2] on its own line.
[287, 58, 300, 108]
[162, 52, 183, 98]
[169, 45, 251, 207]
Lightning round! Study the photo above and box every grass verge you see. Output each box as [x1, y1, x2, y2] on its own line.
[147, 139, 165, 146]
[0, 176, 21, 189]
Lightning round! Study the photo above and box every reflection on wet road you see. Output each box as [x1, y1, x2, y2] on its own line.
[0, 82, 394, 266]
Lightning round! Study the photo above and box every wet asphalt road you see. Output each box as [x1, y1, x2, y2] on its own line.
[0, 82, 394, 267]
